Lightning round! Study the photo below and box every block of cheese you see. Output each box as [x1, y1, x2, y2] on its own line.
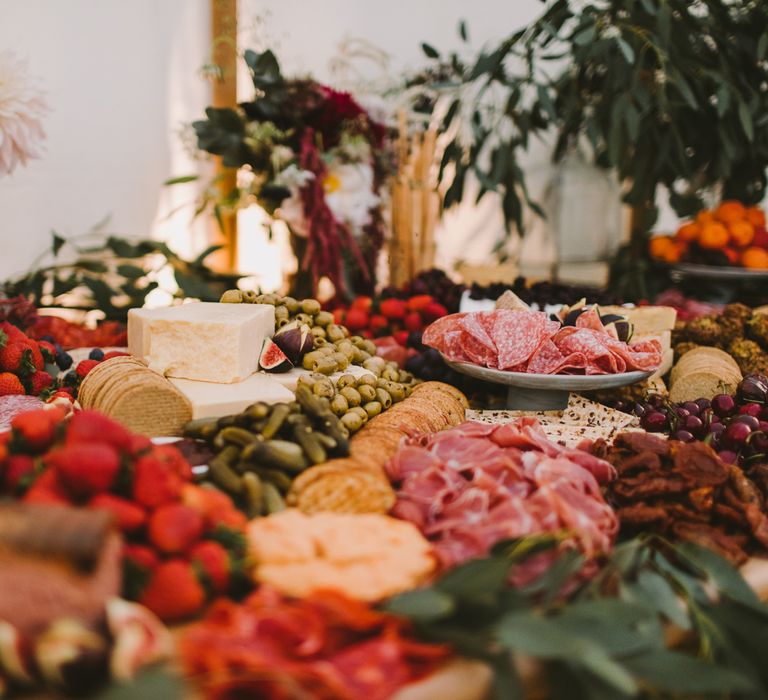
[599, 305, 677, 335]
[128, 302, 275, 384]
[170, 373, 295, 420]
[268, 364, 376, 392]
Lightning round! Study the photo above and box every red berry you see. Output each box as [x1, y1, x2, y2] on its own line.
[0, 372, 24, 396]
[404, 311, 423, 333]
[189, 540, 230, 593]
[132, 454, 183, 508]
[350, 296, 373, 313]
[22, 341, 43, 371]
[11, 409, 60, 452]
[148, 503, 204, 554]
[103, 351, 130, 361]
[182, 484, 246, 529]
[345, 308, 369, 331]
[123, 544, 160, 572]
[28, 370, 53, 396]
[379, 298, 407, 321]
[0, 342, 28, 373]
[65, 410, 133, 452]
[139, 560, 206, 621]
[406, 295, 434, 312]
[89, 493, 147, 532]
[75, 359, 100, 378]
[3, 454, 36, 492]
[369, 314, 389, 336]
[47, 443, 121, 498]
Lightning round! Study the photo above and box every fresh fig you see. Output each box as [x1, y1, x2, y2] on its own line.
[600, 314, 634, 343]
[561, 299, 589, 326]
[272, 321, 314, 363]
[259, 337, 293, 373]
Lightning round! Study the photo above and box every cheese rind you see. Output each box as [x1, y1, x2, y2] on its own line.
[170, 373, 295, 419]
[129, 303, 275, 384]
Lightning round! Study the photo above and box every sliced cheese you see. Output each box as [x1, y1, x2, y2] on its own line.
[600, 305, 678, 334]
[170, 373, 295, 420]
[128, 302, 275, 384]
[268, 364, 376, 391]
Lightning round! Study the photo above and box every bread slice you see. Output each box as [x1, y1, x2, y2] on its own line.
[669, 370, 741, 403]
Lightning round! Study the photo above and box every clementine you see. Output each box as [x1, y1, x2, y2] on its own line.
[675, 221, 700, 242]
[746, 206, 767, 228]
[741, 246, 768, 269]
[649, 236, 675, 260]
[715, 200, 747, 224]
[728, 219, 755, 248]
[696, 210, 715, 226]
[698, 221, 729, 250]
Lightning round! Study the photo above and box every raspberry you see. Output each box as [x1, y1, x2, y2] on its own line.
[0, 373, 24, 396]
[47, 443, 121, 498]
[75, 359, 100, 378]
[148, 503, 204, 554]
[139, 560, 206, 621]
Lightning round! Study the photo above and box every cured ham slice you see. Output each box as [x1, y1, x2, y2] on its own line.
[385, 419, 618, 575]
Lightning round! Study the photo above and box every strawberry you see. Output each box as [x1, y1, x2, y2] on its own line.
[128, 434, 153, 457]
[379, 298, 407, 320]
[23, 469, 69, 504]
[123, 544, 159, 572]
[350, 296, 373, 313]
[148, 503, 204, 554]
[394, 330, 410, 347]
[332, 308, 346, 325]
[190, 540, 230, 593]
[345, 308, 369, 331]
[150, 444, 193, 481]
[47, 443, 121, 498]
[3, 454, 36, 492]
[406, 295, 434, 312]
[0, 373, 24, 396]
[65, 410, 133, 452]
[37, 340, 57, 362]
[369, 314, 389, 336]
[22, 341, 43, 371]
[75, 359, 100, 379]
[11, 409, 60, 452]
[132, 454, 183, 508]
[103, 351, 130, 361]
[139, 560, 206, 621]
[28, 370, 53, 396]
[404, 311, 423, 333]
[182, 484, 247, 529]
[0, 322, 24, 344]
[89, 493, 147, 532]
[0, 343, 29, 374]
[422, 301, 448, 322]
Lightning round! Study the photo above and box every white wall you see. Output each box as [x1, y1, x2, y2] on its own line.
[0, 0, 210, 280]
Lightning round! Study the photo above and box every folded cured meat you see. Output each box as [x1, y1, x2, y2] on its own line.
[0, 504, 122, 634]
[423, 310, 662, 375]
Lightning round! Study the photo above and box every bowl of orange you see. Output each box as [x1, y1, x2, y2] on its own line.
[649, 201, 768, 276]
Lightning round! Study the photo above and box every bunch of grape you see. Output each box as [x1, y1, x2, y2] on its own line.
[468, 277, 623, 308]
[617, 374, 768, 466]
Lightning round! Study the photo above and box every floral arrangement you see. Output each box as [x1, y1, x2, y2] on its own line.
[184, 49, 390, 299]
[0, 51, 47, 176]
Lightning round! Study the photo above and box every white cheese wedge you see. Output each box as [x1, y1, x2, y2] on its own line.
[599, 305, 678, 334]
[128, 302, 275, 384]
[170, 373, 295, 420]
[267, 364, 376, 391]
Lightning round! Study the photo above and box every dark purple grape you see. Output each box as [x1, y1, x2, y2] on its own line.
[695, 398, 711, 412]
[737, 376, 768, 404]
[739, 403, 762, 418]
[675, 407, 690, 420]
[682, 401, 700, 417]
[684, 415, 705, 438]
[718, 450, 738, 464]
[734, 414, 761, 431]
[760, 421, 768, 433]
[760, 406, 768, 422]
[642, 411, 669, 432]
[750, 432, 768, 455]
[672, 430, 695, 443]
[647, 394, 665, 409]
[723, 421, 753, 448]
[712, 394, 737, 418]
[709, 422, 726, 437]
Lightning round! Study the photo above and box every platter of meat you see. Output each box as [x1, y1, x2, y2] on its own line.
[424, 307, 660, 409]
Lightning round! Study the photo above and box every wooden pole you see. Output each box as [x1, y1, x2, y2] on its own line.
[209, 0, 238, 272]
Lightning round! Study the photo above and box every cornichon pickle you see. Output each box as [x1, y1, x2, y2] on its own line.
[209, 449, 243, 495]
[242, 472, 263, 517]
[219, 426, 261, 447]
[216, 415, 239, 429]
[293, 425, 327, 464]
[262, 481, 286, 513]
[245, 402, 270, 420]
[183, 418, 219, 440]
[357, 384, 376, 402]
[261, 403, 292, 440]
[314, 432, 338, 450]
[340, 386, 362, 407]
[220, 289, 243, 303]
[256, 440, 308, 472]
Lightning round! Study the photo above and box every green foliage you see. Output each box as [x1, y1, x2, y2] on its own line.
[2, 230, 243, 322]
[413, 2, 768, 247]
[384, 534, 768, 699]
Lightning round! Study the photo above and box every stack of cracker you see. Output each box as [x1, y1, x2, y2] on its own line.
[78, 357, 192, 437]
[668, 346, 741, 403]
[287, 382, 468, 514]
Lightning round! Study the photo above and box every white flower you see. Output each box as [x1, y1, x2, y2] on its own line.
[273, 165, 315, 237]
[0, 51, 47, 177]
[323, 161, 379, 235]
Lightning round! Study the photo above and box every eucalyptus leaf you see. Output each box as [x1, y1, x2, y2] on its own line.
[615, 37, 635, 64]
[116, 264, 146, 280]
[384, 589, 455, 621]
[421, 42, 440, 59]
[163, 174, 199, 186]
[738, 100, 755, 142]
[459, 20, 468, 42]
[51, 231, 66, 257]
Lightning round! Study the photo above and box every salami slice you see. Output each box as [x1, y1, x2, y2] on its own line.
[527, 338, 588, 375]
[0, 395, 44, 433]
[574, 306, 605, 332]
[490, 310, 559, 370]
[603, 336, 662, 372]
[422, 313, 467, 356]
[458, 315, 497, 366]
[554, 328, 624, 374]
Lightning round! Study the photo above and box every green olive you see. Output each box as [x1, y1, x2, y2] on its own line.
[348, 406, 369, 423]
[314, 310, 334, 327]
[330, 394, 349, 416]
[350, 335, 366, 348]
[312, 379, 335, 398]
[313, 357, 338, 375]
[382, 367, 401, 382]
[316, 345, 335, 356]
[302, 351, 323, 371]
[332, 352, 350, 370]
[282, 296, 299, 313]
[357, 384, 376, 402]
[242, 290, 258, 303]
[220, 289, 243, 303]
[356, 373, 377, 387]
[336, 374, 357, 389]
[295, 312, 313, 325]
[362, 340, 377, 355]
[363, 356, 386, 373]
[326, 324, 346, 342]
[313, 336, 329, 348]
[399, 370, 414, 384]
[301, 298, 322, 315]
[275, 305, 290, 323]
[375, 388, 393, 409]
[388, 384, 406, 402]
[311, 326, 327, 340]
[363, 401, 383, 418]
[340, 386, 362, 407]
[340, 412, 363, 433]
